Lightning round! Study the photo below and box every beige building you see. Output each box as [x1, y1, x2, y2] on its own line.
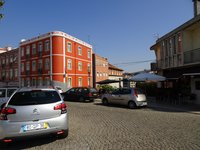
[150, 0, 200, 104]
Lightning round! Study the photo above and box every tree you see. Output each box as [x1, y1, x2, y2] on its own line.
[0, 0, 5, 19]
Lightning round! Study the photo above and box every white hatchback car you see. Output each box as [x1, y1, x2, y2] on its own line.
[101, 88, 147, 109]
[0, 87, 68, 144]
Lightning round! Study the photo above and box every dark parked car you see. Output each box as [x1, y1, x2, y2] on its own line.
[62, 87, 98, 102]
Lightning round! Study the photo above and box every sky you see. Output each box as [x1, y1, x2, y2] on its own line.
[0, 0, 194, 72]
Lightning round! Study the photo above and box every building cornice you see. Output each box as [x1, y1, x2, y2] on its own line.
[20, 31, 92, 48]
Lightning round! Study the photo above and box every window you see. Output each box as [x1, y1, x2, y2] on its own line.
[88, 50, 91, 58]
[21, 47, 24, 57]
[21, 78, 25, 87]
[32, 60, 36, 71]
[87, 63, 91, 73]
[26, 78, 30, 86]
[45, 58, 50, 70]
[88, 77, 90, 86]
[78, 77, 82, 87]
[78, 61, 82, 71]
[10, 69, 13, 79]
[10, 55, 13, 63]
[21, 63, 24, 72]
[26, 45, 30, 56]
[14, 69, 18, 78]
[44, 77, 50, 86]
[32, 44, 36, 55]
[32, 78, 36, 86]
[78, 46, 82, 55]
[45, 40, 50, 51]
[38, 59, 43, 69]
[6, 71, 9, 79]
[68, 77, 72, 88]
[38, 77, 43, 86]
[6, 57, 9, 64]
[38, 42, 43, 52]
[9, 91, 61, 106]
[67, 42, 72, 52]
[26, 62, 30, 71]
[67, 59, 72, 70]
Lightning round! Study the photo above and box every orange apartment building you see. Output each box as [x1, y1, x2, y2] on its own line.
[19, 31, 93, 91]
[0, 47, 19, 87]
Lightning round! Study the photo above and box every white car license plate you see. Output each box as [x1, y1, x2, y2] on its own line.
[21, 122, 49, 132]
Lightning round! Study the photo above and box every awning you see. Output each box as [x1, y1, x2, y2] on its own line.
[96, 79, 120, 84]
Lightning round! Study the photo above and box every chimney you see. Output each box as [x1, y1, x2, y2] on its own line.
[193, 0, 200, 17]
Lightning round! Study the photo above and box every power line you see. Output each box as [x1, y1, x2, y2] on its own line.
[113, 59, 155, 66]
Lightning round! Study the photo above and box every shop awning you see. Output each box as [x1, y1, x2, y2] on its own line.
[96, 79, 120, 84]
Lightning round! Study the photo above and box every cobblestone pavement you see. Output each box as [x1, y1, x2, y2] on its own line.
[2, 100, 200, 150]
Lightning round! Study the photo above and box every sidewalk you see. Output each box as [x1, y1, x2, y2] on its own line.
[147, 97, 200, 115]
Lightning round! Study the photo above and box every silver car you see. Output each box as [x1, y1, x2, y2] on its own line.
[0, 87, 68, 143]
[101, 88, 147, 109]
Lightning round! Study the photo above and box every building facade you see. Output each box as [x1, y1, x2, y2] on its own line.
[19, 31, 93, 91]
[0, 47, 19, 87]
[150, 1, 200, 104]
[108, 63, 123, 88]
[92, 54, 109, 87]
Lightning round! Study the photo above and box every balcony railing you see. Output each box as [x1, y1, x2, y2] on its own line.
[184, 48, 200, 64]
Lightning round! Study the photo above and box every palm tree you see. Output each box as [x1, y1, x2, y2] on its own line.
[0, 0, 5, 19]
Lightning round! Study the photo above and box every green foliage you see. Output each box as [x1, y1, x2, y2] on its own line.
[0, 0, 5, 19]
[97, 84, 116, 93]
[136, 82, 157, 96]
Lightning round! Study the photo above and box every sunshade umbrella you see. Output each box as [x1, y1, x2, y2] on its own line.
[130, 72, 166, 82]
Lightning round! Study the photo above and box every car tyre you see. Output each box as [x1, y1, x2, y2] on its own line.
[102, 98, 108, 105]
[79, 97, 85, 102]
[128, 101, 137, 109]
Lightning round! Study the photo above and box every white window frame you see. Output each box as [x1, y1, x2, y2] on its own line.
[78, 77, 82, 87]
[67, 59, 72, 70]
[87, 49, 91, 58]
[67, 42, 72, 52]
[78, 61, 82, 71]
[68, 77, 72, 88]
[78, 46, 82, 55]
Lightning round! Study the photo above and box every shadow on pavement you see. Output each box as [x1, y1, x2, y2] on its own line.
[0, 135, 58, 150]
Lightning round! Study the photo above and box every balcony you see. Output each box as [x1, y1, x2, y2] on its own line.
[184, 48, 200, 64]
